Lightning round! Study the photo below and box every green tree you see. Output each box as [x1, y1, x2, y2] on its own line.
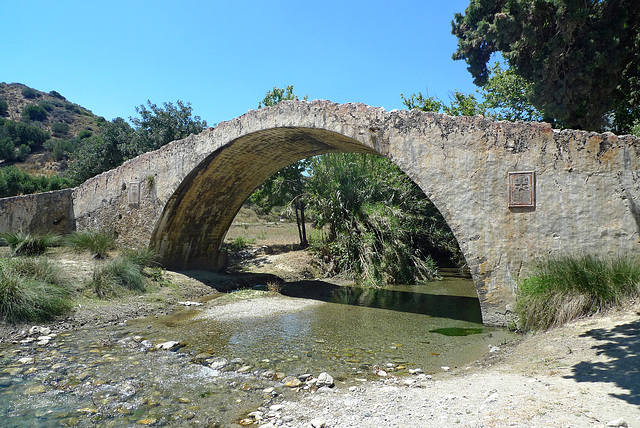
[401, 90, 485, 116]
[306, 154, 461, 285]
[479, 62, 542, 122]
[21, 104, 48, 122]
[452, 0, 640, 131]
[251, 86, 310, 247]
[127, 100, 208, 157]
[68, 100, 206, 184]
[402, 63, 541, 121]
[67, 117, 133, 184]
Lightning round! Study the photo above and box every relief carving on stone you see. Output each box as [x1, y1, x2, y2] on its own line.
[508, 171, 535, 208]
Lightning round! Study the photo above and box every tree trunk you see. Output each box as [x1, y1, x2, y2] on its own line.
[295, 201, 309, 249]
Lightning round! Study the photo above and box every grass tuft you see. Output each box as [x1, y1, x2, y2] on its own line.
[65, 230, 116, 258]
[0, 257, 72, 322]
[516, 255, 640, 331]
[89, 253, 147, 298]
[2, 231, 61, 256]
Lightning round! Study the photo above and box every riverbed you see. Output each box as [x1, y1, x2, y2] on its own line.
[0, 271, 520, 427]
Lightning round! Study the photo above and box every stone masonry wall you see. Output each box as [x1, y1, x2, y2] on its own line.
[0, 188, 74, 236]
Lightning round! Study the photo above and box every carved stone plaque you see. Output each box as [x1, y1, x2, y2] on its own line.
[508, 171, 535, 208]
[128, 181, 140, 207]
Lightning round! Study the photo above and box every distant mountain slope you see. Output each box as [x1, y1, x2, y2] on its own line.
[0, 82, 104, 176]
[0, 82, 102, 137]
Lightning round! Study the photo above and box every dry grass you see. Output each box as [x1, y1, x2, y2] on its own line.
[224, 221, 304, 247]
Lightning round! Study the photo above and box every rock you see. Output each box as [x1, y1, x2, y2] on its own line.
[194, 352, 213, 362]
[177, 301, 202, 306]
[441, 366, 450, 372]
[284, 377, 303, 388]
[156, 341, 181, 351]
[309, 418, 327, 428]
[409, 368, 423, 375]
[607, 419, 628, 427]
[297, 373, 312, 382]
[29, 326, 51, 336]
[316, 386, 334, 394]
[376, 369, 388, 377]
[18, 357, 34, 365]
[208, 358, 228, 370]
[269, 404, 285, 412]
[316, 372, 334, 388]
[237, 365, 252, 373]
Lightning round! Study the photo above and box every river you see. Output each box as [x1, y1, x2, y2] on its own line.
[0, 270, 517, 427]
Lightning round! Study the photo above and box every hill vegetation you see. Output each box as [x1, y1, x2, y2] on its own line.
[0, 82, 207, 197]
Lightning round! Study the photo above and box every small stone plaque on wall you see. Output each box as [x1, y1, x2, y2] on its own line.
[508, 171, 535, 208]
[128, 181, 140, 207]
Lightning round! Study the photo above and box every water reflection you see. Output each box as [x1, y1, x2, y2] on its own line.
[282, 270, 482, 323]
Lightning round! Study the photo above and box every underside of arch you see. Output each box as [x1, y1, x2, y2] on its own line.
[150, 127, 377, 270]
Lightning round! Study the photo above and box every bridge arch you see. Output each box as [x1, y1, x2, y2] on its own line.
[68, 100, 640, 325]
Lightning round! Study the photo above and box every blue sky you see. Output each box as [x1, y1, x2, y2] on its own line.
[2, 1, 477, 126]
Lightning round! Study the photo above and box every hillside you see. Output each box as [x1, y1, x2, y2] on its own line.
[0, 82, 103, 176]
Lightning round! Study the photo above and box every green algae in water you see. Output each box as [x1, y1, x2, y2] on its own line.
[429, 327, 484, 336]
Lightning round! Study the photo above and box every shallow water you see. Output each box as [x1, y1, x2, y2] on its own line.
[0, 271, 517, 427]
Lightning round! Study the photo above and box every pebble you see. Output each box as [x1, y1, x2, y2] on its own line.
[316, 372, 334, 388]
[156, 341, 181, 351]
[284, 377, 303, 388]
[29, 326, 51, 336]
[309, 418, 327, 428]
[441, 366, 450, 372]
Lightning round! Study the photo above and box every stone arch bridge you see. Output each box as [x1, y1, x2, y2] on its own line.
[2, 100, 639, 325]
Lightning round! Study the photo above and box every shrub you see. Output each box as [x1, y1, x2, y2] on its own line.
[64, 230, 116, 258]
[38, 100, 54, 112]
[516, 255, 640, 331]
[0, 257, 72, 322]
[21, 87, 38, 99]
[78, 129, 92, 139]
[0, 166, 73, 197]
[46, 138, 77, 160]
[1, 231, 61, 256]
[49, 90, 65, 100]
[16, 144, 30, 161]
[0, 99, 7, 117]
[22, 104, 48, 122]
[89, 256, 145, 298]
[51, 122, 70, 136]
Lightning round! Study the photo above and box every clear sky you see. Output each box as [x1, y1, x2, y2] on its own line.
[2, 0, 477, 126]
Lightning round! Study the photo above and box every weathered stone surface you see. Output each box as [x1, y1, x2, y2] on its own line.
[1, 100, 639, 325]
[0, 188, 73, 235]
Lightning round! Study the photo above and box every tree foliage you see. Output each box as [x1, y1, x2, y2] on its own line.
[403, 62, 542, 122]
[68, 101, 207, 184]
[0, 118, 49, 162]
[452, 0, 640, 131]
[306, 154, 462, 285]
[0, 166, 73, 198]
